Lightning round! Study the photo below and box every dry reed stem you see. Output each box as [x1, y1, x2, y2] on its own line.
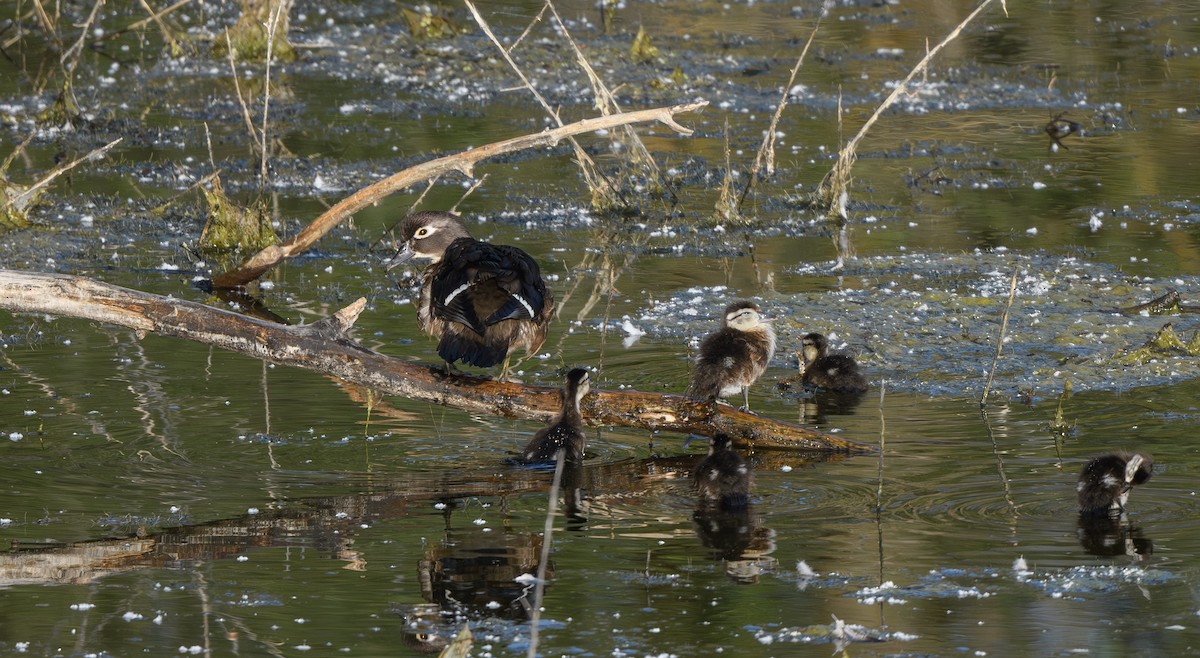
[526, 449, 566, 658]
[30, 0, 64, 53]
[61, 0, 105, 75]
[546, 1, 660, 178]
[135, 0, 182, 53]
[818, 0, 1006, 212]
[448, 173, 488, 215]
[465, 0, 620, 208]
[875, 379, 886, 513]
[260, 0, 287, 189]
[224, 31, 263, 155]
[9, 138, 122, 211]
[736, 22, 820, 213]
[211, 100, 706, 287]
[980, 268, 1019, 407]
[126, 0, 193, 35]
[508, 1, 549, 53]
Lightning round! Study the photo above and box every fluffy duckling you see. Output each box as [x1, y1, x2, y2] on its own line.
[694, 433, 752, 510]
[687, 301, 776, 411]
[797, 332, 868, 393]
[386, 211, 554, 379]
[517, 368, 591, 464]
[1077, 451, 1153, 517]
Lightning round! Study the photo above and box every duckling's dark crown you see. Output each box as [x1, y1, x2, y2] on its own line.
[723, 300, 760, 315]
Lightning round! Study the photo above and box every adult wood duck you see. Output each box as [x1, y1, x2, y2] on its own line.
[693, 433, 752, 510]
[517, 368, 590, 464]
[386, 211, 555, 379]
[687, 301, 776, 411]
[797, 332, 868, 393]
[1077, 451, 1153, 517]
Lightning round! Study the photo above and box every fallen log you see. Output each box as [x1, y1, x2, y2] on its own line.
[0, 270, 873, 452]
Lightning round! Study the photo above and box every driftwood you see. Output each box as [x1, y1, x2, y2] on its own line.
[0, 270, 873, 451]
[210, 101, 708, 289]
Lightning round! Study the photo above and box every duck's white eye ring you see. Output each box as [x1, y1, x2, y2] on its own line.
[415, 227, 430, 238]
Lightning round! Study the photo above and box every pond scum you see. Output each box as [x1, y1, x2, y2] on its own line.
[625, 249, 1200, 399]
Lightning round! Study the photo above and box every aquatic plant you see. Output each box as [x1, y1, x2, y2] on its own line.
[198, 175, 278, 251]
[212, 0, 296, 63]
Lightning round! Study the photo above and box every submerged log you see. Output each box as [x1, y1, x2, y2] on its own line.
[0, 270, 872, 452]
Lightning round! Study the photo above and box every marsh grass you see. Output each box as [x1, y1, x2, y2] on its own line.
[813, 0, 1008, 263]
[212, 0, 295, 63]
[466, 0, 670, 215]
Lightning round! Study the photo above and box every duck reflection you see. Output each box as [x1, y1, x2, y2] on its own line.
[417, 511, 552, 620]
[691, 434, 777, 583]
[795, 388, 867, 425]
[1076, 515, 1153, 559]
[393, 603, 452, 654]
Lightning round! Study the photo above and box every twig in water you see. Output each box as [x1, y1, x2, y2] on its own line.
[980, 268, 1019, 407]
[527, 448, 567, 658]
[10, 138, 122, 211]
[449, 174, 489, 215]
[981, 407, 1020, 519]
[816, 0, 1008, 212]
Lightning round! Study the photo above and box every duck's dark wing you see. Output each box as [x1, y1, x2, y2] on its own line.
[431, 239, 550, 336]
[482, 244, 551, 325]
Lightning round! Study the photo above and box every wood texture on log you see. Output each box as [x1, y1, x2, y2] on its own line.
[0, 270, 873, 452]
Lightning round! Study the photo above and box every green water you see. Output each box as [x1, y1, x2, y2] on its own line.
[2, 0, 1200, 655]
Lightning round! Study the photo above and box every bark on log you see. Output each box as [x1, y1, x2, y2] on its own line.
[210, 101, 709, 289]
[0, 270, 874, 452]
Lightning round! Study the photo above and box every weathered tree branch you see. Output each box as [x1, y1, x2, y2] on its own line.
[210, 101, 709, 289]
[0, 270, 872, 452]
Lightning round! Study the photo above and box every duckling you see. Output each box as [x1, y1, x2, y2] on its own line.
[797, 332, 868, 393]
[694, 433, 752, 510]
[517, 368, 591, 464]
[1077, 451, 1153, 517]
[386, 211, 554, 379]
[687, 301, 776, 411]
[1045, 112, 1083, 151]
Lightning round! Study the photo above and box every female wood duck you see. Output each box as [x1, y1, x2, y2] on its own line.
[687, 301, 776, 411]
[386, 211, 554, 379]
[517, 368, 590, 464]
[797, 332, 868, 393]
[1077, 451, 1153, 517]
[694, 433, 751, 510]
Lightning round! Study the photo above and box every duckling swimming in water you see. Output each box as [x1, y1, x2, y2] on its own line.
[386, 210, 555, 380]
[517, 368, 591, 464]
[693, 433, 752, 510]
[797, 332, 868, 393]
[1077, 451, 1153, 517]
[687, 301, 776, 411]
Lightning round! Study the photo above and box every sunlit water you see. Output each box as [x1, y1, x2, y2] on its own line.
[3, 0, 1200, 655]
